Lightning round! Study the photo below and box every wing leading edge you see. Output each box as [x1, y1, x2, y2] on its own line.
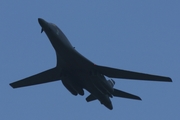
[95, 65, 172, 82]
[10, 67, 61, 88]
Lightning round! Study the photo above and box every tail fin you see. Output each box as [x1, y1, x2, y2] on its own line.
[86, 88, 141, 102]
[113, 88, 141, 100]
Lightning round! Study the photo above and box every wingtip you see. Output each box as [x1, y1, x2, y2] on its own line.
[133, 96, 142, 101]
[9, 83, 16, 88]
[168, 77, 173, 82]
[158, 77, 172, 82]
[164, 77, 172, 82]
[9, 83, 13, 88]
[9, 83, 14, 88]
[137, 97, 142, 101]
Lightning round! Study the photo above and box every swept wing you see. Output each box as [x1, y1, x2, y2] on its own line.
[95, 65, 172, 82]
[10, 67, 61, 88]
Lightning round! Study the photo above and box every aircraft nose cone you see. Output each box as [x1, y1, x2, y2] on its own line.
[38, 18, 44, 24]
[38, 18, 48, 27]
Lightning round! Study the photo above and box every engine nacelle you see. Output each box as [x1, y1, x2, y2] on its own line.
[62, 80, 78, 96]
[107, 79, 115, 88]
[92, 77, 115, 98]
[61, 76, 84, 96]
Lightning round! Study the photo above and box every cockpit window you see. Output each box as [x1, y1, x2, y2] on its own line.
[51, 23, 57, 27]
[49, 23, 73, 47]
[50, 23, 61, 35]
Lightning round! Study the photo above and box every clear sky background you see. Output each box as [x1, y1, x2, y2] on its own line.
[1, 1, 179, 120]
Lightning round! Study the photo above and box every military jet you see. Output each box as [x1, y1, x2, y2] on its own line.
[10, 18, 172, 110]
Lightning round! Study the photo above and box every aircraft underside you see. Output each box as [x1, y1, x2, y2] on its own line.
[9, 18, 172, 110]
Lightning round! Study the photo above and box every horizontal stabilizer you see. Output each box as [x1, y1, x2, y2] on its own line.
[95, 65, 172, 82]
[113, 89, 141, 100]
[86, 94, 97, 102]
[10, 67, 61, 88]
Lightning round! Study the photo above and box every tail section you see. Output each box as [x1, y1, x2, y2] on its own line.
[113, 88, 141, 100]
[86, 88, 141, 102]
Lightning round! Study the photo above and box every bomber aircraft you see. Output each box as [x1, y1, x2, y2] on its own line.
[10, 18, 172, 110]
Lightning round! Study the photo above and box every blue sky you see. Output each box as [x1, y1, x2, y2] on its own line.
[1, 1, 180, 120]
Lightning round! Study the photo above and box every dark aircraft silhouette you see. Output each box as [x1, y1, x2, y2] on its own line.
[10, 18, 172, 110]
